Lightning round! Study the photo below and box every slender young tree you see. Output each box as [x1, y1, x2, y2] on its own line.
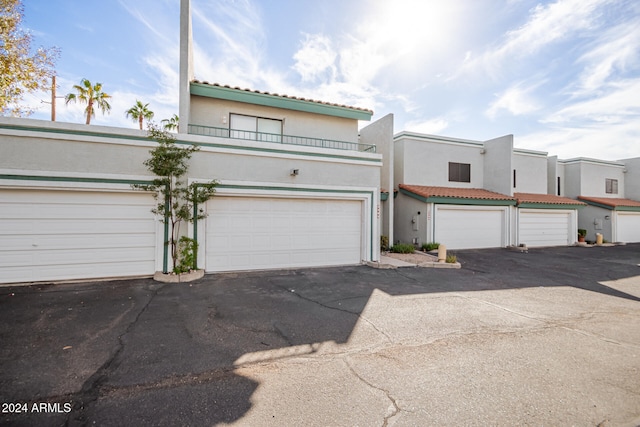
[0, 0, 59, 116]
[161, 114, 179, 132]
[126, 100, 154, 130]
[65, 78, 111, 124]
[133, 123, 217, 273]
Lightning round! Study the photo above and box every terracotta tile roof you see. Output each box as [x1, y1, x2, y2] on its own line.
[578, 196, 640, 208]
[192, 81, 374, 114]
[399, 184, 515, 201]
[515, 192, 586, 206]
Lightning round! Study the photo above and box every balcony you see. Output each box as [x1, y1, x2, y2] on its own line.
[188, 124, 376, 153]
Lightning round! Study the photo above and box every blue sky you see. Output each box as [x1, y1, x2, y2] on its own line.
[21, 0, 640, 160]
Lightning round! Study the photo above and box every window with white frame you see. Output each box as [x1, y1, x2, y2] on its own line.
[605, 178, 618, 194]
[229, 113, 282, 142]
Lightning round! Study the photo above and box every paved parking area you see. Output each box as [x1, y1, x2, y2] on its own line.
[1, 244, 639, 426]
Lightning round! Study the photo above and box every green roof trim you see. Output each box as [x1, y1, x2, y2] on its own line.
[399, 188, 516, 206]
[190, 82, 373, 121]
[517, 203, 583, 209]
[581, 199, 640, 211]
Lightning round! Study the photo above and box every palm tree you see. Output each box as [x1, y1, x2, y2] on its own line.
[126, 100, 154, 130]
[65, 78, 111, 124]
[161, 114, 179, 132]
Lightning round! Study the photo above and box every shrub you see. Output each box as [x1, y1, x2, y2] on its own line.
[422, 242, 440, 251]
[578, 229, 587, 237]
[174, 236, 198, 274]
[390, 243, 415, 254]
[380, 235, 389, 251]
[446, 253, 457, 263]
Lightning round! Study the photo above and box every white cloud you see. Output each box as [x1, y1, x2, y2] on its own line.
[543, 78, 640, 125]
[292, 34, 337, 83]
[457, 0, 610, 80]
[486, 82, 542, 119]
[517, 119, 640, 160]
[573, 21, 640, 95]
[191, 0, 267, 85]
[404, 117, 450, 135]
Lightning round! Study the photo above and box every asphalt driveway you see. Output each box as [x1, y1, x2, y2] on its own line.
[1, 244, 639, 426]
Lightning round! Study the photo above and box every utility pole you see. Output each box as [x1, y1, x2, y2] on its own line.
[42, 75, 63, 121]
[51, 75, 57, 121]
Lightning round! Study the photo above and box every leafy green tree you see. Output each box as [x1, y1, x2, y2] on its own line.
[125, 100, 154, 130]
[133, 123, 218, 273]
[161, 114, 179, 132]
[0, 0, 59, 116]
[65, 78, 111, 124]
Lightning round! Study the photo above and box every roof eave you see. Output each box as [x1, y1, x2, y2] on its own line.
[399, 188, 516, 206]
[190, 82, 373, 121]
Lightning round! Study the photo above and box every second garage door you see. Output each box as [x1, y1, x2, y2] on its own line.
[434, 205, 507, 250]
[617, 212, 640, 243]
[518, 209, 572, 247]
[205, 197, 363, 272]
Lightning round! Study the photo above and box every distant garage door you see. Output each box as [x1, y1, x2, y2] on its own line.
[205, 197, 362, 272]
[519, 209, 572, 247]
[617, 212, 640, 243]
[435, 205, 507, 250]
[0, 189, 157, 284]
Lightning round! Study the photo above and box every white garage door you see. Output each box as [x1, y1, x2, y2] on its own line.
[617, 212, 640, 243]
[435, 206, 506, 250]
[519, 210, 572, 247]
[0, 189, 157, 284]
[205, 197, 362, 272]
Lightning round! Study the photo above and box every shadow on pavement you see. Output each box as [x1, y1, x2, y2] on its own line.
[0, 244, 638, 425]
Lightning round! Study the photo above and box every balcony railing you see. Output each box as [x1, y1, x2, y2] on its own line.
[188, 124, 376, 153]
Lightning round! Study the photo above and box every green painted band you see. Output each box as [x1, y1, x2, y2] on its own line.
[0, 173, 154, 186]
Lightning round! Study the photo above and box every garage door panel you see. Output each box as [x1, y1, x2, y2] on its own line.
[0, 189, 157, 284]
[435, 206, 505, 250]
[2, 233, 154, 252]
[519, 210, 571, 247]
[3, 259, 155, 283]
[206, 197, 362, 272]
[2, 218, 156, 235]
[617, 213, 640, 242]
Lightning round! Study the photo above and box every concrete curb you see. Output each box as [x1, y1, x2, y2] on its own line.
[368, 255, 462, 269]
[153, 269, 205, 283]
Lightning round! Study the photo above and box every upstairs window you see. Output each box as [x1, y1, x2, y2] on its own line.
[448, 162, 471, 183]
[230, 114, 282, 142]
[605, 178, 618, 194]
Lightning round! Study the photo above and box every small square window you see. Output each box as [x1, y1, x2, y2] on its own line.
[605, 178, 618, 194]
[448, 162, 471, 183]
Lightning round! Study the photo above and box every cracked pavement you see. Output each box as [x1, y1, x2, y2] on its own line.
[1, 244, 640, 426]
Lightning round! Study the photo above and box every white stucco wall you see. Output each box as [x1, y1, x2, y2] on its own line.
[513, 149, 548, 194]
[548, 156, 565, 196]
[190, 96, 360, 143]
[562, 158, 626, 198]
[483, 135, 513, 196]
[393, 133, 484, 187]
[361, 114, 394, 241]
[393, 192, 428, 245]
[620, 157, 640, 200]
[578, 204, 613, 243]
[0, 118, 381, 190]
